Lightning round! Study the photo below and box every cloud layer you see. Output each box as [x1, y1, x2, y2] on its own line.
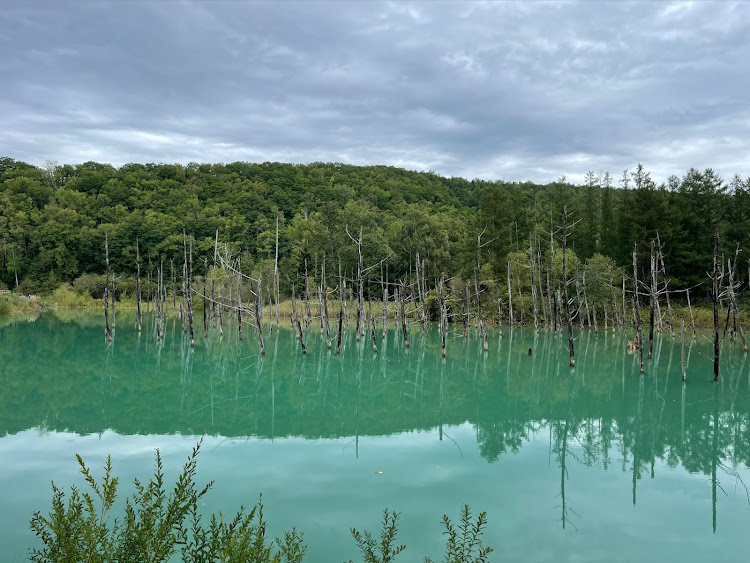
[1, 1, 748, 183]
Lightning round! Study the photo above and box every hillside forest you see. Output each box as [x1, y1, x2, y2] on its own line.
[1, 158, 748, 319]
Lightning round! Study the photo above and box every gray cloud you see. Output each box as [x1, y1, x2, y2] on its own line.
[1, 0, 748, 184]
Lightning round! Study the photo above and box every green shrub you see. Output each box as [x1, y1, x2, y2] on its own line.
[30, 440, 306, 563]
[31, 441, 492, 562]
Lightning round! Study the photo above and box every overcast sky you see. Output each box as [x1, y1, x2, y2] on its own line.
[1, 1, 748, 184]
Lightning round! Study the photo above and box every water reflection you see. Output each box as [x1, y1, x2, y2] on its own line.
[1, 312, 750, 537]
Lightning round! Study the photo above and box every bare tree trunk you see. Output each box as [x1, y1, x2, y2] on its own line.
[323, 258, 331, 349]
[157, 258, 165, 340]
[236, 258, 243, 342]
[648, 241, 656, 359]
[529, 236, 538, 331]
[218, 286, 223, 336]
[110, 267, 116, 330]
[713, 231, 720, 382]
[562, 208, 574, 367]
[171, 259, 177, 314]
[203, 260, 208, 338]
[439, 275, 446, 357]
[415, 252, 426, 333]
[292, 285, 306, 354]
[371, 309, 378, 354]
[274, 214, 280, 329]
[302, 258, 310, 328]
[104, 233, 112, 342]
[681, 319, 686, 382]
[180, 260, 186, 332]
[255, 281, 266, 356]
[507, 260, 514, 326]
[135, 241, 142, 333]
[400, 279, 410, 348]
[633, 243, 644, 374]
[576, 273, 586, 330]
[381, 263, 388, 339]
[184, 234, 194, 348]
[337, 258, 344, 354]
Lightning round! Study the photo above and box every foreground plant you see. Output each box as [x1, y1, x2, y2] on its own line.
[29, 439, 306, 563]
[30, 440, 491, 562]
[349, 505, 493, 563]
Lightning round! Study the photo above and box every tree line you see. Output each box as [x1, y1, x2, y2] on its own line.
[1, 157, 748, 310]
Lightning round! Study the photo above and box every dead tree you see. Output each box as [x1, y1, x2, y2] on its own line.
[415, 252, 426, 333]
[438, 275, 447, 357]
[337, 258, 344, 354]
[681, 319, 686, 382]
[323, 258, 331, 349]
[346, 226, 365, 341]
[381, 263, 388, 338]
[529, 236, 539, 332]
[274, 214, 280, 329]
[135, 241, 142, 333]
[633, 243, 644, 374]
[648, 241, 656, 359]
[724, 246, 747, 352]
[712, 231, 720, 382]
[292, 285, 306, 354]
[304, 258, 312, 328]
[507, 260, 514, 327]
[202, 259, 208, 338]
[561, 208, 574, 367]
[184, 234, 195, 348]
[400, 279, 410, 348]
[255, 273, 265, 355]
[104, 233, 112, 342]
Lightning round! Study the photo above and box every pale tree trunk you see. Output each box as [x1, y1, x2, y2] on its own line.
[633, 243, 644, 374]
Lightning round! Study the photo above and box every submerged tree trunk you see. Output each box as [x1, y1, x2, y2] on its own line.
[633, 243, 644, 374]
[104, 233, 112, 342]
[323, 258, 331, 349]
[713, 231, 720, 382]
[561, 207, 574, 367]
[236, 258, 243, 342]
[255, 273, 266, 355]
[337, 258, 344, 354]
[400, 279, 410, 348]
[135, 241, 142, 333]
[648, 241, 656, 359]
[184, 233, 194, 348]
[681, 319, 686, 382]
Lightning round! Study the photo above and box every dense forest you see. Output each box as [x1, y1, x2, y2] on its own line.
[1, 157, 748, 311]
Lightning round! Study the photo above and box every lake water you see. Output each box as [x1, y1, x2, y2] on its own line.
[1, 310, 750, 562]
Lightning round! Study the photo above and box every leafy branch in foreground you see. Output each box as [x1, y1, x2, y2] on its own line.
[29, 438, 306, 563]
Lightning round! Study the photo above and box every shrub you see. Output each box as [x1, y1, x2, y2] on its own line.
[31, 441, 492, 562]
[30, 440, 306, 563]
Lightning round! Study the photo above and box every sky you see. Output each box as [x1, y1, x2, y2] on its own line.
[1, 0, 748, 184]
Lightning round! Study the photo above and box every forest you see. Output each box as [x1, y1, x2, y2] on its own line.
[1, 157, 748, 318]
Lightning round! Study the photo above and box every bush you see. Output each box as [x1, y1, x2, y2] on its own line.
[73, 273, 106, 299]
[31, 441, 494, 562]
[30, 440, 306, 563]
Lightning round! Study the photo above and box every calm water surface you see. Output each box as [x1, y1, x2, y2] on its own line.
[1, 310, 750, 561]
